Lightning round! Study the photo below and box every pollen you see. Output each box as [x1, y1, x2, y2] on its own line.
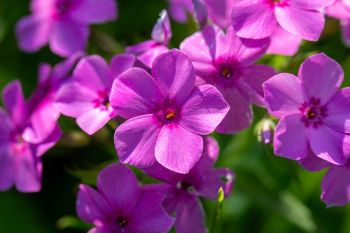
[165, 110, 176, 120]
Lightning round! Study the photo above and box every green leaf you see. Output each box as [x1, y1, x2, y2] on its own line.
[56, 215, 91, 231]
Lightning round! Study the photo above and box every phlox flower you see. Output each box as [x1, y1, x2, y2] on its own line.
[126, 10, 172, 68]
[110, 49, 229, 174]
[231, 0, 333, 41]
[263, 53, 350, 166]
[167, 0, 194, 23]
[77, 164, 174, 233]
[180, 25, 275, 133]
[16, 0, 117, 57]
[326, 0, 350, 47]
[55, 54, 138, 135]
[144, 137, 234, 233]
[0, 81, 61, 192]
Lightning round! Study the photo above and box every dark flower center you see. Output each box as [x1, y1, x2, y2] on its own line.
[177, 181, 195, 194]
[93, 90, 110, 110]
[220, 67, 233, 79]
[165, 109, 176, 121]
[116, 217, 128, 227]
[299, 97, 327, 128]
[52, 0, 76, 19]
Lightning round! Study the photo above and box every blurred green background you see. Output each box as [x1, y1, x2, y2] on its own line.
[0, 0, 350, 233]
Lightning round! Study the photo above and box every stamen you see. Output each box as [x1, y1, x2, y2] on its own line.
[165, 109, 176, 120]
[221, 67, 232, 79]
[117, 217, 127, 227]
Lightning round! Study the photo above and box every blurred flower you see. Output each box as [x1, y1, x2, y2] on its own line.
[341, 20, 350, 46]
[255, 118, 276, 145]
[204, 0, 235, 29]
[180, 25, 275, 134]
[0, 81, 61, 193]
[263, 53, 350, 166]
[126, 10, 172, 68]
[16, 0, 118, 57]
[192, 0, 208, 29]
[111, 49, 229, 174]
[231, 0, 333, 41]
[76, 164, 174, 233]
[167, 0, 194, 23]
[55, 54, 138, 135]
[144, 137, 234, 233]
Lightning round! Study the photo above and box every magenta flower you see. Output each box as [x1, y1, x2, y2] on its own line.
[110, 49, 229, 173]
[77, 164, 174, 233]
[263, 53, 350, 165]
[326, 0, 350, 47]
[126, 10, 171, 68]
[204, 0, 235, 29]
[0, 81, 61, 192]
[267, 26, 302, 56]
[321, 163, 350, 207]
[167, 0, 194, 23]
[180, 25, 275, 133]
[144, 137, 234, 233]
[231, 0, 333, 41]
[55, 54, 137, 135]
[16, 0, 117, 57]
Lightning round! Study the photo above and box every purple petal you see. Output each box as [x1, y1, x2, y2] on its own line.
[175, 195, 207, 233]
[267, 26, 302, 56]
[326, 1, 350, 20]
[231, 1, 277, 39]
[144, 162, 184, 184]
[216, 87, 253, 134]
[205, 0, 234, 29]
[73, 55, 112, 91]
[290, 0, 335, 10]
[298, 53, 344, 104]
[88, 226, 115, 233]
[180, 25, 218, 64]
[193, 0, 208, 28]
[126, 40, 158, 55]
[114, 115, 161, 168]
[180, 84, 230, 135]
[55, 81, 97, 117]
[309, 125, 350, 165]
[0, 109, 13, 143]
[128, 189, 175, 233]
[76, 184, 113, 225]
[0, 146, 14, 191]
[110, 54, 137, 80]
[2, 80, 27, 125]
[152, 49, 196, 105]
[71, 0, 117, 23]
[155, 124, 203, 174]
[274, 114, 308, 160]
[50, 21, 89, 57]
[151, 10, 172, 44]
[197, 168, 234, 199]
[275, 5, 324, 41]
[97, 164, 140, 216]
[168, 0, 193, 23]
[341, 20, 350, 48]
[14, 148, 42, 193]
[321, 164, 350, 207]
[110, 68, 163, 119]
[77, 107, 116, 135]
[35, 124, 62, 157]
[323, 88, 350, 133]
[263, 73, 305, 118]
[240, 64, 276, 107]
[138, 45, 169, 68]
[298, 148, 330, 172]
[15, 16, 51, 52]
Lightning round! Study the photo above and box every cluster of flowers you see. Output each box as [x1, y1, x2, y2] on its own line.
[1, 0, 350, 232]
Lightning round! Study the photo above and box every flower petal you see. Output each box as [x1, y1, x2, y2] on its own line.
[50, 21, 89, 57]
[138, 45, 169, 68]
[2, 80, 27, 125]
[341, 20, 350, 48]
[275, 5, 324, 41]
[152, 49, 196, 105]
[114, 114, 161, 168]
[77, 107, 116, 135]
[298, 148, 330, 172]
[97, 164, 140, 216]
[15, 16, 51, 52]
[205, 0, 234, 29]
[129, 189, 175, 233]
[267, 26, 302, 56]
[324, 88, 350, 133]
[180, 84, 229, 135]
[263, 73, 304, 118]
[155, 124, 203, 174]
[216, 87, 253, 134]
[110, 54, 137, 80]
[0, 146, 13, 191]
[309, 125, 350, 165]
[290, 0, 334, 9]
[231, 1, 277, 39]
[71, 0, 117, 23]
[76, 184, 113, 225]
[274, 114, 308, 160]
[321, 164, 350, 207]
[298, 53, 344, 104]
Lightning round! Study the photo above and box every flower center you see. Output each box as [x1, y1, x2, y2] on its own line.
[220, 67, 233, 79]
[299, 97, 327, 128]
[116, 217, 128, 227]
[264, 0, 288, 6]
[93, 90, 110, 110]
[176, 181, 195, 194]
[52, 0, 76, 19]
[165, 109, 176, 120]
